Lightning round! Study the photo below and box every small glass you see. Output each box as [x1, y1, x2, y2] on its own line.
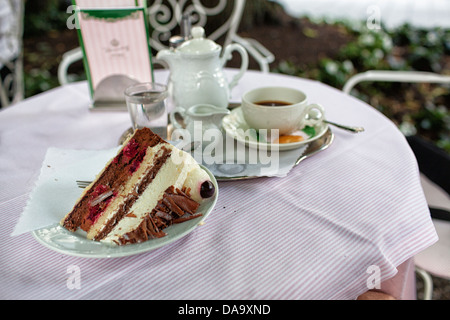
[125, 83, 169, 138]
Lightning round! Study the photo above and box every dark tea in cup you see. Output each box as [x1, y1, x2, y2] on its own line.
[255, 100, 292, 107]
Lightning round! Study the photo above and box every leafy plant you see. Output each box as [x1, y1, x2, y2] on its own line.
[274, 20, 450, 153]
[24, 0, 70, 37]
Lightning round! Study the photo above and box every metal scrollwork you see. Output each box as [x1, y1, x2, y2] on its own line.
[0, 0, 24, 107]
[148, 0, 229, 51]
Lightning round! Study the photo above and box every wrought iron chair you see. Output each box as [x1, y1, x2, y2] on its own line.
[343, 70, 450, 300]
[58, 0, 275, 85]
[0, 0, 24, 108]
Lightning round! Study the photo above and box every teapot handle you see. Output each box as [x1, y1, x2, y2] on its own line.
[221, 43, 249, 91]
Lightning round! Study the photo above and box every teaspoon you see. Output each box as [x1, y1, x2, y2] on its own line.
[307, 109, 365, 133]
[324, 120, 365, 133]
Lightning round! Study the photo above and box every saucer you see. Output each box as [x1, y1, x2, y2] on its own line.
[222, 107, 329, 151]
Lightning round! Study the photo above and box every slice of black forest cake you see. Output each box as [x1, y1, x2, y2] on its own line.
[61, 128, 216, 245]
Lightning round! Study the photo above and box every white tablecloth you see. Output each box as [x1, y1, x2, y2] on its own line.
[0, 70, 437, 300]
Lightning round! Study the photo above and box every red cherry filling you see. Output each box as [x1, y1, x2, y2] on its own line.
[87, 185, 116, 223]
[123, 139, 139, 159]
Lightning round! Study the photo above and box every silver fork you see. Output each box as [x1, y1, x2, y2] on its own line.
[76, 180, 92, 189]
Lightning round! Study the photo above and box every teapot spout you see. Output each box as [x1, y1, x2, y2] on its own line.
[214, 109, 231, 117]
[209, 105, 231, 116]
[212, 109, 230, 123]
[187, 104, 230, 118]
[186, 104, 230, 132]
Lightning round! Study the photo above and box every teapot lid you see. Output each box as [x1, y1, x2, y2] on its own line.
[178, 27, 221, 55]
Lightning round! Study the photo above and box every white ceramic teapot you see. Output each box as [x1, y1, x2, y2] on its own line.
[156, 26, 249, 109]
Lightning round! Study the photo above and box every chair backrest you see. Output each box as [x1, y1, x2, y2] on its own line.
[148, 0, 245, 51]
[0, 0, 24, 108]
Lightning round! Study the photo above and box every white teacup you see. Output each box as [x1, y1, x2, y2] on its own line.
[242, 87, 325, 135]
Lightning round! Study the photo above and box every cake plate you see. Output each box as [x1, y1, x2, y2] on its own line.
[32, 166, 219, 259]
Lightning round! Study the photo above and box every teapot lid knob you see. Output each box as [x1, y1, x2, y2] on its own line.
[191, 26, 205, 39]
[191, 27, 205, 39]
[178, 26, 220, 54]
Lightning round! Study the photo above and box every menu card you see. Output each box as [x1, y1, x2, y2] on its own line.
[73, 0, 154, 110]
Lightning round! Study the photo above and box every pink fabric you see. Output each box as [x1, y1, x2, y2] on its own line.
[380, 258, 417, 300]
[0, 70, 437, 299]
[415, 219, 450, 279]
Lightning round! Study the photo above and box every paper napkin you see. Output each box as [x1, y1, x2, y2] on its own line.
[11, 147, 119, 236]
[201, 145, 307, 178]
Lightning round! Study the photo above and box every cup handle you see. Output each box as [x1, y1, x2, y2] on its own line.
[303, 103, 325, 127]
[169, 107, 186, 130]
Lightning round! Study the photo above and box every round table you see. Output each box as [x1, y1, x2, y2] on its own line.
[0, 69, 437, 300]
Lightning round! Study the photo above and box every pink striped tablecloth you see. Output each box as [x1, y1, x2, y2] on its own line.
[0, 70, 437, 300]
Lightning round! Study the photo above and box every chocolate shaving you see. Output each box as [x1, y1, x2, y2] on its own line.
[173, 213, 203, 224]
[168, 193, 199, 214]
[122, 215, 167, 244]
[162, 196, 185, 217]
[115, 187, 202, 245]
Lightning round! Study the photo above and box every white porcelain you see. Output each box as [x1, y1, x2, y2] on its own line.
[32, 166, 218, 259]
[241, 87, 326, 135]
[222, 107, 329, 151]
[156, 27, 249, 109]
[170, 104, 230, 143]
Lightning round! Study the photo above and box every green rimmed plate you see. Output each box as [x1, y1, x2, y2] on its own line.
[32, 166, 218, 259]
